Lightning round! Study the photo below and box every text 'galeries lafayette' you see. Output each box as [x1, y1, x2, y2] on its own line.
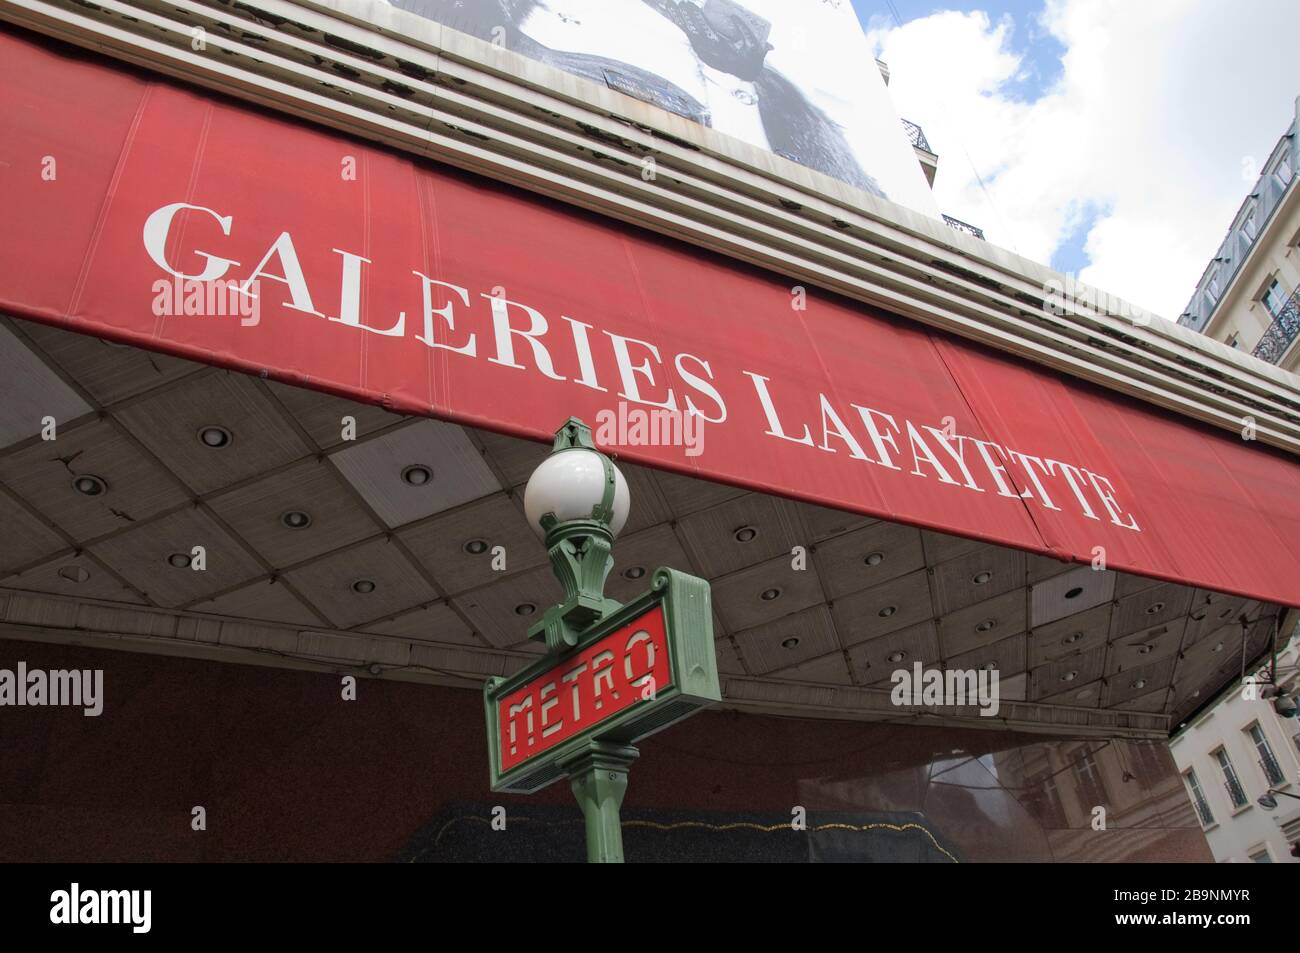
[143, 201, 1142, 533]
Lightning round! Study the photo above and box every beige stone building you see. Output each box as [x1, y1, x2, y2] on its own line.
[1179, 97, 1300, 370]
[1171, 629, 1300, 863]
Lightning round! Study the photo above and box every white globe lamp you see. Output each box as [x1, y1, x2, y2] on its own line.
[524, 448, 629, 539]
[522, 418, 633, 653]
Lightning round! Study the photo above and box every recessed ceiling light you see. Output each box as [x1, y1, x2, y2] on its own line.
[401, 464, 433, 486]
[864, 552, 884, 567]
[197, 425, 232, 449]
[281, 510, 312, 529]
[367, 663, 383, 676]
[1145, 601, 1165, 615]
[878, 605, 897, 618]
[887, 650, 907, 663]
[972, 570, 992, 585]
[352, 579, 376, 594]
[57, 565, 89, 584]
[975, 619, 996, 633]
[1191, 610, 1208, 621]
[780, 636, 800, 649]
[1212, 642, 1224, 653]
[463, 538, 489, 555]
[734, 526, 758, 543]
[1062, 631, 1083, 645]
[1132, 678, 1147, 690]
[622, 565, 646, 580]
[71, 474, 108, 496]
[1061, 670, 1078, 682]
[1064, 586, 1084, 599]
[982, 660, 998, 671]
[514, 602, 536, 616]
[167, 552, 192, 569]
[760, 587, 782, 601]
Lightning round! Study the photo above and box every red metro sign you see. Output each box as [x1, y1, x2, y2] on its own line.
[484, 570, 720, 794]
[494, 605, 671, 775]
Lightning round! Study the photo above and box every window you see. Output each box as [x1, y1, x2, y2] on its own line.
[1026, 771, 1067, 828]
[1131, 741, 1166, 787]
[1248, 723, 1286, 786]
[1073, 747, 1107, 807]
[1263, 278, 1289, 319]
[1278, 150, 1293, 185]
[1186, 770, 1215, 826]
[1225, 332, 1240, 349]
[1215, 748, 1248, 808]
[1250, 847, 1273, 863]
[1243, 208, 1258, 241]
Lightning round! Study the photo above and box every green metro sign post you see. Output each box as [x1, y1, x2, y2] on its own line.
[484, 418, 721, 862]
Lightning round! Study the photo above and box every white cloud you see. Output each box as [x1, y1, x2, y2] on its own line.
[866, 0, 1300, 319]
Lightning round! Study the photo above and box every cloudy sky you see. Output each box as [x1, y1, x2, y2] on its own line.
[850, 0, 1300, 321]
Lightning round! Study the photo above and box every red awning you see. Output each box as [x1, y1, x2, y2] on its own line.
[2, 28, 1298, 608]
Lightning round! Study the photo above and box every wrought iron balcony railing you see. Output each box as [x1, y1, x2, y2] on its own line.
[942, 214, 986, 241]
[1192, 792, 1215, 827]
[1260, 749, 1286, 787]
[1252, 286, 1300, 365]
[901, 118, 934, 154]
[1224, 772, 1248, 809]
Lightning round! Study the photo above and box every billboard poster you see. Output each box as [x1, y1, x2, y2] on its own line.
[384, 0, 941, 216]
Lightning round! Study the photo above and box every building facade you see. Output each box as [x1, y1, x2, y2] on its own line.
[1171, 627, 1300, 863]
[1179, 97, 1300, 370]
[1170, 97, 1300, 865]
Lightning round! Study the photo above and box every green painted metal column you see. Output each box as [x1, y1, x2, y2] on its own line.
[559, 741, 640, 863]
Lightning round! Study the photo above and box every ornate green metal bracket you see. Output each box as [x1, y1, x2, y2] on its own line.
[528, 418, 623, 654]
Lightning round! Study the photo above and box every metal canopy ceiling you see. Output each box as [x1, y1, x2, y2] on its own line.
[0, 316, 1280, 738]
